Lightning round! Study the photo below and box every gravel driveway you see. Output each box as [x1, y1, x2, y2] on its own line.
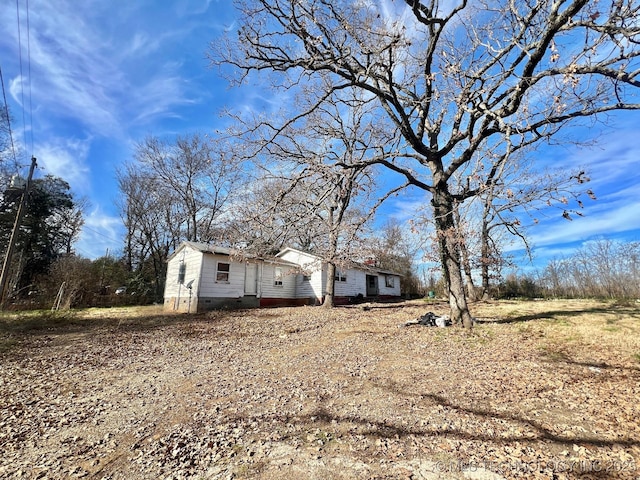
[1, 301, 638, 479]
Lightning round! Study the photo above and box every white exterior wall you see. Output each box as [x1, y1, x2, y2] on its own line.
[199, 253, 246, 298]
[334, 268, 368, 298]
[333, 269, 401, 299]
[378, 274, 401, 297]
[259, 263, 298, 299]
[277, 249, 320, 270]
[166, 243, 404, 311]
[278, 249, 323, 301]
[277, 248, 401, 300]
[164, 246, 204, 299]
[295, 270, 323, 302]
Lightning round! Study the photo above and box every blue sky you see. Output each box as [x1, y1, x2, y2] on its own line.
[1, 0, 639, 271]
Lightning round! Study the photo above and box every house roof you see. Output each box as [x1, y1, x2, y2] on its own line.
[276, 247, 402, 277]
[167, 241, 299, 267]
[166, 241, 232, 262]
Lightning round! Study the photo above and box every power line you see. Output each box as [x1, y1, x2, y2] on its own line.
[0, 65, 19, 167]
[15, 0, 28, 155]
[82, 224, 122, 244]
[25, 0, 34, 155]
[14, 0, 34, 158]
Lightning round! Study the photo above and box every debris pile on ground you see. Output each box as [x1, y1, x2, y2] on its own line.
[402, 311, 452, 327]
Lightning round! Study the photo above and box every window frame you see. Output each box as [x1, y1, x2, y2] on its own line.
[216, 261, 230, 283]
[177, 262, 186, 284]
[274, 266, 283, 286]
[385, 275, 395, 288]
[334, 269, 347, 282]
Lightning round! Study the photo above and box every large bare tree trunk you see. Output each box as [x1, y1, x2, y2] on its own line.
[323, 262, 336, 308]
[453, 205, 478, 302]
[433, 190, 474, 328]
[480, 217, 492, 301]
[323, 208, 338, 308]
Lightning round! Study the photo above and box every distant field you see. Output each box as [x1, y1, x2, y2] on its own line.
[1, 299, 639, 479]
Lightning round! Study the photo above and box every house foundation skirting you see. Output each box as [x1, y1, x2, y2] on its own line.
[165, 295, 261, 312]
[259, 297, 314, 308]
[164, 294, 401, 312]
[164, 296, 313, 312]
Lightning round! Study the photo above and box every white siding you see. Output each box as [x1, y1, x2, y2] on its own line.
[277, 249, 321, 270]
[334, 268, 368, 298]
[277, 248, 402, 300]
[333, 269, 401, 298]
[199, 254, 245, 298]
[278, 249, 324, 300]
[378, 274, 401, 296]
[164, 246, 204, 299]
[295, 269, 323, 302]
[165, 243, 402, 310]
[260, 263, 297, 299]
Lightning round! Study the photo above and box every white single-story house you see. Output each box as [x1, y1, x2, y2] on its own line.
[163, 242, 402, 312]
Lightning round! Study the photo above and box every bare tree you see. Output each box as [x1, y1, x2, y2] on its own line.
[210, 0, 640, 326]
[274, 98, 403, 308]
[117, 165, 178, 300]
[453, 154, 594, 300]
[223, 176, 317, 252]
[227, 93, 404, 307]
[367, 219, 424, 297]
[132, 134, 242, 242]
[538, 239, 640, 298]
[117, 133, 245, 300]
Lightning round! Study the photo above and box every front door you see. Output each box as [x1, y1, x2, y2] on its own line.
[366, 275, 379, 296]
[244, 263, 258, 295]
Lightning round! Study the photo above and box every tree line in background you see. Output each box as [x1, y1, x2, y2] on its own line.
[0, 113, 422, 308]
[498, 239, 640, 300]
[3, 122, 640, 309]
[115, 130, 424, 307]
[1, 119, 639, 309]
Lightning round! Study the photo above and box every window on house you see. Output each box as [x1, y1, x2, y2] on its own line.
[385, 275, 395, 288]
[302, 274, 311, 282]
[334, 270, 347, 282]
[216, 262, 230, 282]
[274, 267, 283, 286]
[178, 262, 186, 284]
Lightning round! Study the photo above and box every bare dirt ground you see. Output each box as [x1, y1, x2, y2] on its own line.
[1, 299, 639, 480]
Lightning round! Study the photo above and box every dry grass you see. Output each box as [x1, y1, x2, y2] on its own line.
[1, 299, 639, 479]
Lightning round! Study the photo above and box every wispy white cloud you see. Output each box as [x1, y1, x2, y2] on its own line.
[529, 198, 640, 247]
[35, 136, 91, 190]
[76, 206, 124, 259]
[16, 4, 123, 135]
[131, 72, 195, 125]
[2, 0, 202, 138]
[175, 0, 215, 17]
[386, 197, 428, 222]
[503, 124, 640, 257]
[8, 76, 26, 108]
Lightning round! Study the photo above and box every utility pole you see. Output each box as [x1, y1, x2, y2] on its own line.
[99, 248, 109, 293]
[0, 156, 37, 309]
